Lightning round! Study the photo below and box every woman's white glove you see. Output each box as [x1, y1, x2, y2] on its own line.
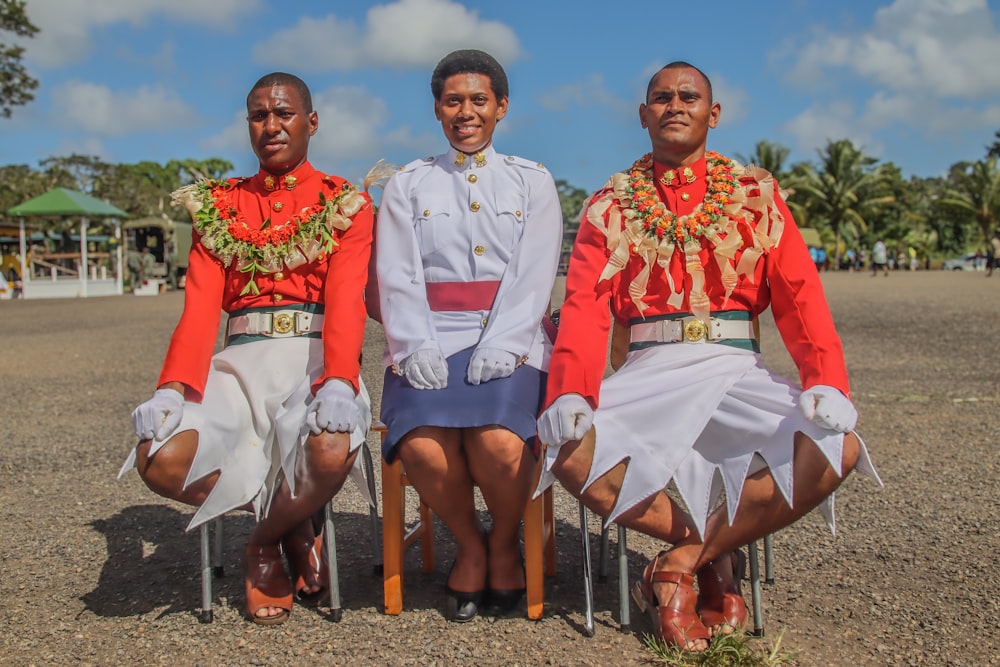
[401, 348, 448, 390]
[536, 393, 594, 449]
[306, 381, 360, 434]
[799, 385, 858, 433]
[467, 347, 519, 385]
[131, 388, 185, 441]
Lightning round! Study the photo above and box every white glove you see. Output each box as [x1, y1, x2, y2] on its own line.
[799, 385, 858, 433]
[401, 348, 449, 390]
[536, 393, 594, 448]
[306, 380, 360, 434]
[467, 347, 519, 385]
[132, 388, 185, 441]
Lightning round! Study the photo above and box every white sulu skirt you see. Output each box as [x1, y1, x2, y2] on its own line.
[119, 336, 372, 530]
[539, 343, 880, 539]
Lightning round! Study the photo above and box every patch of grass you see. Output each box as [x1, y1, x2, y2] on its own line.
[642, 629, 797, 667]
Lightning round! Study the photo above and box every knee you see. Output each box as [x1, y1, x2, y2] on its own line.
[134, 441, 189, 501]
[550, 443, 589, 497]
[303, 431, 356, 480]
[841, 432, 861, 474]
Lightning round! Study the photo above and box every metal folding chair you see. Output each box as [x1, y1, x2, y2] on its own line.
[197, 442, 381, 623]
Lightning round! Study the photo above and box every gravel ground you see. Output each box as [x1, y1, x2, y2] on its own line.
[0, 270, 997, 667]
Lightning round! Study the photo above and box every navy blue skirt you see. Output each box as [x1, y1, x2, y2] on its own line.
[380, 346, 544, 461]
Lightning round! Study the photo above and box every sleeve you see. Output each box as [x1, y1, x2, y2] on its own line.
[157, 230, 225, 401]
[376, 172, 441, 365]
[314, 193, 375, 394]
[477, 170, 562, 357]
[765, 193, 851, 397]
[543, 193, 615, 410]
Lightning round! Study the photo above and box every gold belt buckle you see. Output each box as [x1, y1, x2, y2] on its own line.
[272, 312, 294, 335]
[682, 318, 708, 342]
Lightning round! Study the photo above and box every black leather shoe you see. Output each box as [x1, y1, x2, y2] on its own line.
[445, 586, 484, 622]
[485, 587, 526, 616]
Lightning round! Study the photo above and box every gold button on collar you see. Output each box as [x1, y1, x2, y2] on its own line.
[470, 201, 481, 212]
[273, 293, 284, 303]
[467, 173, 478, 183]
[274, 271, 285, 281]
[474, 245, 486, 256]
[273, 201, 284, 211]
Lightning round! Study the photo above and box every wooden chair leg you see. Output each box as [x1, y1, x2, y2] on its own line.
[523, 490, 545, 620]
[543, 487, 556, 577]
[382, 457, 405, 615]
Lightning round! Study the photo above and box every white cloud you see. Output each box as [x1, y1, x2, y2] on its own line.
[789, 0, 1000, 98]
[783, 101, 878, 158]
[537, 74, 633, 117]
[21, 0, 263, 68]
[252, 0, 521, 72]
[50, 81, 199, 137]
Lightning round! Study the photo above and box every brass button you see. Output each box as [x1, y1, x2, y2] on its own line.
[474, 245, 486, 256]
[515, 210, 522, 217]
[273, 201, 284, 211]
[274, 271, 285, 281]
[423, 209, 431, 217]
[481, 316, 489, 327]
[470, 201, 481, 212]
[316, 253, 326, 262]
[681, 193, 691, 202]
[273, 293, 284, 303]
[467, 173, 478, 183]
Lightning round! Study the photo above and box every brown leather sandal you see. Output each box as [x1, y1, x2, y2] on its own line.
[282, 520, 327, 601]
[245, 544, 293, 625]
[631, 552, 711, 650]
[696, 550, 748, 635]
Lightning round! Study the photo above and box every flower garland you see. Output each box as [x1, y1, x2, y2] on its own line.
[173, 177, 366, 295]
[625, 151, 738, 245]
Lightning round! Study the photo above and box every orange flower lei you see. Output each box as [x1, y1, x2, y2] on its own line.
[626, 151, 738, 245]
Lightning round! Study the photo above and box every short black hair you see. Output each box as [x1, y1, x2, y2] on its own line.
[247, 72, 313, 113]
[431, 49, 509, 100]
[645, 61, 713, 105]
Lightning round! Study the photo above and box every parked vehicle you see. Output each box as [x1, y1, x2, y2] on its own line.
[941, 253, 984, 271]
[123, 216, 192, 287]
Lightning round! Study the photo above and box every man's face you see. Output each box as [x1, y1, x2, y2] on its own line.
[434, 73, 508, 154]
[639, 67, 720, 166]
[247, 84, 318, 174]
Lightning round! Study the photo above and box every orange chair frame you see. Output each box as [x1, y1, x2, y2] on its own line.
[375, 422, 556, 619]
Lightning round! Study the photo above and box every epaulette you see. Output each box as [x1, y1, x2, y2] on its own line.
[500, 154, 550, 173]
[396, 155, 438, 174]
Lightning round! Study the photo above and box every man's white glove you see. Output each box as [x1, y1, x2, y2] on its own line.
[401, 348, 449, 390]
[132, 388, 185, 441]
[799, 385, 857, 433]
[467, 347, 519, 385]
[536, 393, 594, 449]
[306, 380, 360, 434]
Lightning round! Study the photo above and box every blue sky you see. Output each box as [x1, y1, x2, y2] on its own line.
[7, 0, 1000, 195]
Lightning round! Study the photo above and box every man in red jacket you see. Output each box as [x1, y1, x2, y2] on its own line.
[537, 62, 879, 651]
[122, 72, 374, 625]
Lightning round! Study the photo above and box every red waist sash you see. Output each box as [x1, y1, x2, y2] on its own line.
[425, 280, 500, 311]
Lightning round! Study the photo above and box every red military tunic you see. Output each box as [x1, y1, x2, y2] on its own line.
[158, 161, 374, 400]
[546, 154, 849, 410]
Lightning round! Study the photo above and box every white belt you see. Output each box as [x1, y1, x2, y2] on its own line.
[227, 310, 323, 338]
[630, 316, 755, 345]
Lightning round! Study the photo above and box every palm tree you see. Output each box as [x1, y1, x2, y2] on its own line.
[937, 157, 1000, 246]
[736, 140, 791, 180]
[788, 139, 894, 266]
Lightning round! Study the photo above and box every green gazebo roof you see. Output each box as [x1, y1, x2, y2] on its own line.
[7, 188, 128, 218]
